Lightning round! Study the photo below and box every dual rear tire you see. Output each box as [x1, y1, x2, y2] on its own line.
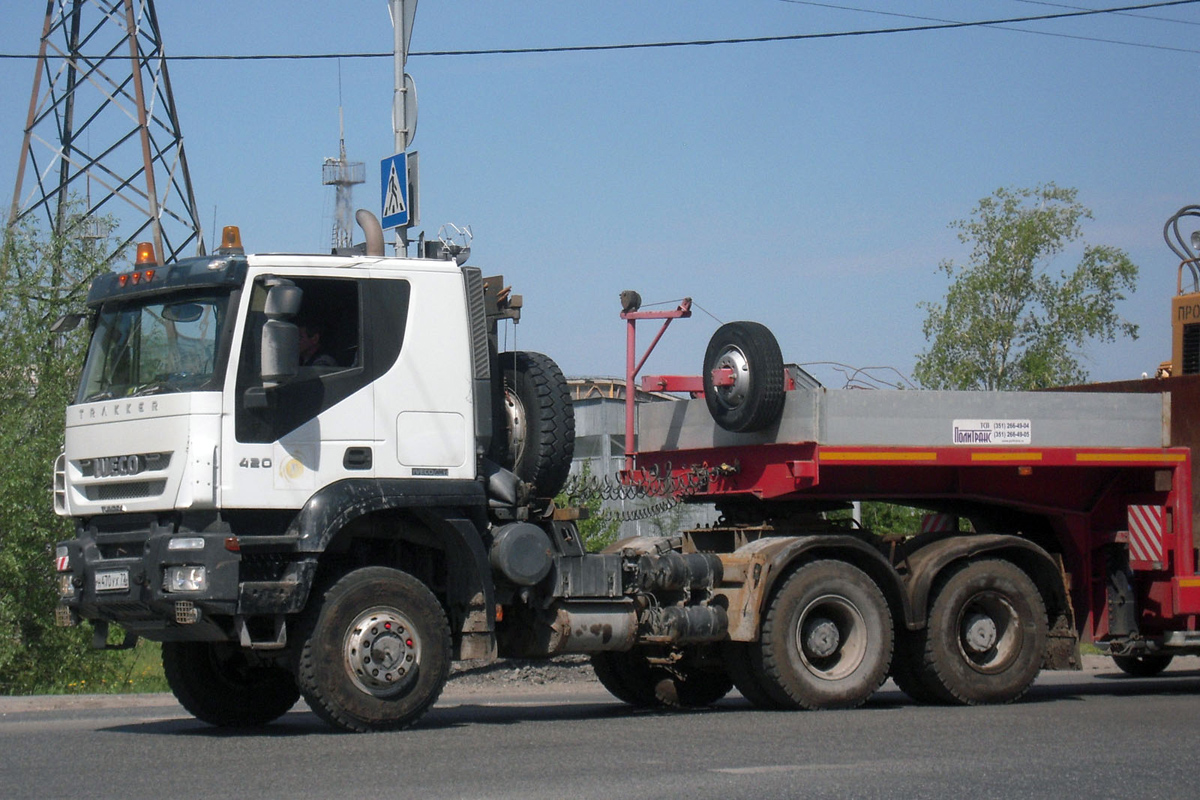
[892, 559, 1048, 705]
[750, 560, 893, 710]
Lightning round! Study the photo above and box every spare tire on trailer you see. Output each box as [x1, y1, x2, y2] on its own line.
[497, 350, 575, 498]
[703, 321, 785, 433]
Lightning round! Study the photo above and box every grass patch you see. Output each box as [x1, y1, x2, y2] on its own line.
[60, 639, 168, 695]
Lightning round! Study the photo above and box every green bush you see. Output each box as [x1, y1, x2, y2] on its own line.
[0, 214, 127, 694]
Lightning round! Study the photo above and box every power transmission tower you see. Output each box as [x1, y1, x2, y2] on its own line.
[7, 0, 205, 263]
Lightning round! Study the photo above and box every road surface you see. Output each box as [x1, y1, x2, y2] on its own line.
[2, 659, 1197, 800]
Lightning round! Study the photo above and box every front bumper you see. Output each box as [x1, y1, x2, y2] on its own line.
[57, 520, 240, 640]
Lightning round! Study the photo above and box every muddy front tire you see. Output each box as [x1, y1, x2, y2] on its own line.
[757, 560, 893, 709]
[297, 567, 451, 733]
[162, 641, 299, 727]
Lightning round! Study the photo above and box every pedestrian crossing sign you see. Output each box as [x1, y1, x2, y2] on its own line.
[381, 153, 409, 229]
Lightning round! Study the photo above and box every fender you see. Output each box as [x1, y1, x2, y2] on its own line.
[723, 533, 910, 641]
[287, 478, 495, 658]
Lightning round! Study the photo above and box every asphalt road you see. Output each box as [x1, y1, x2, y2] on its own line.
[3, 661, 1199, 800]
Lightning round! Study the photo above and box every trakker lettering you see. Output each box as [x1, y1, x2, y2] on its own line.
[78, 400, 160, 420]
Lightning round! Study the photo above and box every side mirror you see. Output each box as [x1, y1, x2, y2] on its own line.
[50, 312, 86, 334]
[265, 283, 302, 317]
[261, 319, 298, 387]
[260, 282, 302, 388]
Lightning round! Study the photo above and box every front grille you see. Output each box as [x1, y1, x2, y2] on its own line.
[97, 541, 145, 559]
[1184, 323, 1200, 374]
[77, 452, 171, 478]
[85, 480, 167, 501]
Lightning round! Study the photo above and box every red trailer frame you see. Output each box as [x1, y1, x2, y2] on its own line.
[618, 308, 1200, 650]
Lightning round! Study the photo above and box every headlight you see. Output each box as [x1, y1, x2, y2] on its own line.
[163, 566, 207, 593]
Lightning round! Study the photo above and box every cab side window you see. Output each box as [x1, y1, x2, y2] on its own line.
[235, 276, 362, 443]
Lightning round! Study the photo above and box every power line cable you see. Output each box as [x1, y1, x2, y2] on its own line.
[775, 0, 1200, 53]
[1009, 0, 1200, 26]
[0, 1, 1197, 61]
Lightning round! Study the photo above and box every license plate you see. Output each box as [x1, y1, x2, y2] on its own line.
[94, 570, 130, 592]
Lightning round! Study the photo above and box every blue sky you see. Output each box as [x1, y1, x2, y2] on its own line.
[2, 1, 1198, 385]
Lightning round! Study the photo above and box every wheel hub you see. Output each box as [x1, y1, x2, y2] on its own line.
[956, 592, 1022, 674]
[502, 387, 526, 463]
[803, 617, 841, 659]
[795, 594, 867, 681]
[344, 607, 421, 697]
[713, 346, 751, 409]
[962, 612, 998, 654]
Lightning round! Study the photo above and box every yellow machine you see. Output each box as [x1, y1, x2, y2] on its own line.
[1165, 205, 1200, 377]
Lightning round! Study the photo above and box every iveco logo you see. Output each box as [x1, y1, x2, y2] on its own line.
[95, 455, 143, 478]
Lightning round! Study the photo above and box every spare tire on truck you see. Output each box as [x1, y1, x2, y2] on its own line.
[703, 321, 785, 433]
[496, 351, 575, 498]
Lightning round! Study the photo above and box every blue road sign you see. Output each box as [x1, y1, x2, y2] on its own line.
[381, 153, 409, 229]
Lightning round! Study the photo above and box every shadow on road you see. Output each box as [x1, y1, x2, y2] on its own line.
[96, 670, 1200, 737]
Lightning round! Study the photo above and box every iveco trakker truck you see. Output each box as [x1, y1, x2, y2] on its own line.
[52, 212, 1200, 731]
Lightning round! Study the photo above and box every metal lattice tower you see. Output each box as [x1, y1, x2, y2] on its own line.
[322, 108, 365, 252]
[7, 0, 205, 263]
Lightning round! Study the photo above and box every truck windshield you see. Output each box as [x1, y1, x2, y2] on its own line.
[77, 293, 232, 403]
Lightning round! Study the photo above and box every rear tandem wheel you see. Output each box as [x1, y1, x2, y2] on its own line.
[916, 559, 1048, 705]
[755, 560, 894, 710]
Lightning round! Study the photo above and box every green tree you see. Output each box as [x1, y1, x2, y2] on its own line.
[914, 184, 1138, 391]
[555, 461, 622, 553]
[0, 213, 122, 693]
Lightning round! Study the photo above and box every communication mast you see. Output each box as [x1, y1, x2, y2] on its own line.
[322, 108, 366, 253]
[7, 0, 205, 262]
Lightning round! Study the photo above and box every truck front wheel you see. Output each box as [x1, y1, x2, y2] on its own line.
[296, 567, 451, 733]
[162, 641, 299, 727]
[921, 559, 1047, 704]
[757, 560, 893, 709]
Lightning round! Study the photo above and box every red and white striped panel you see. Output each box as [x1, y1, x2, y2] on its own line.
[921, 514, 957, 534]
[1127, 505, 1165, 565]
